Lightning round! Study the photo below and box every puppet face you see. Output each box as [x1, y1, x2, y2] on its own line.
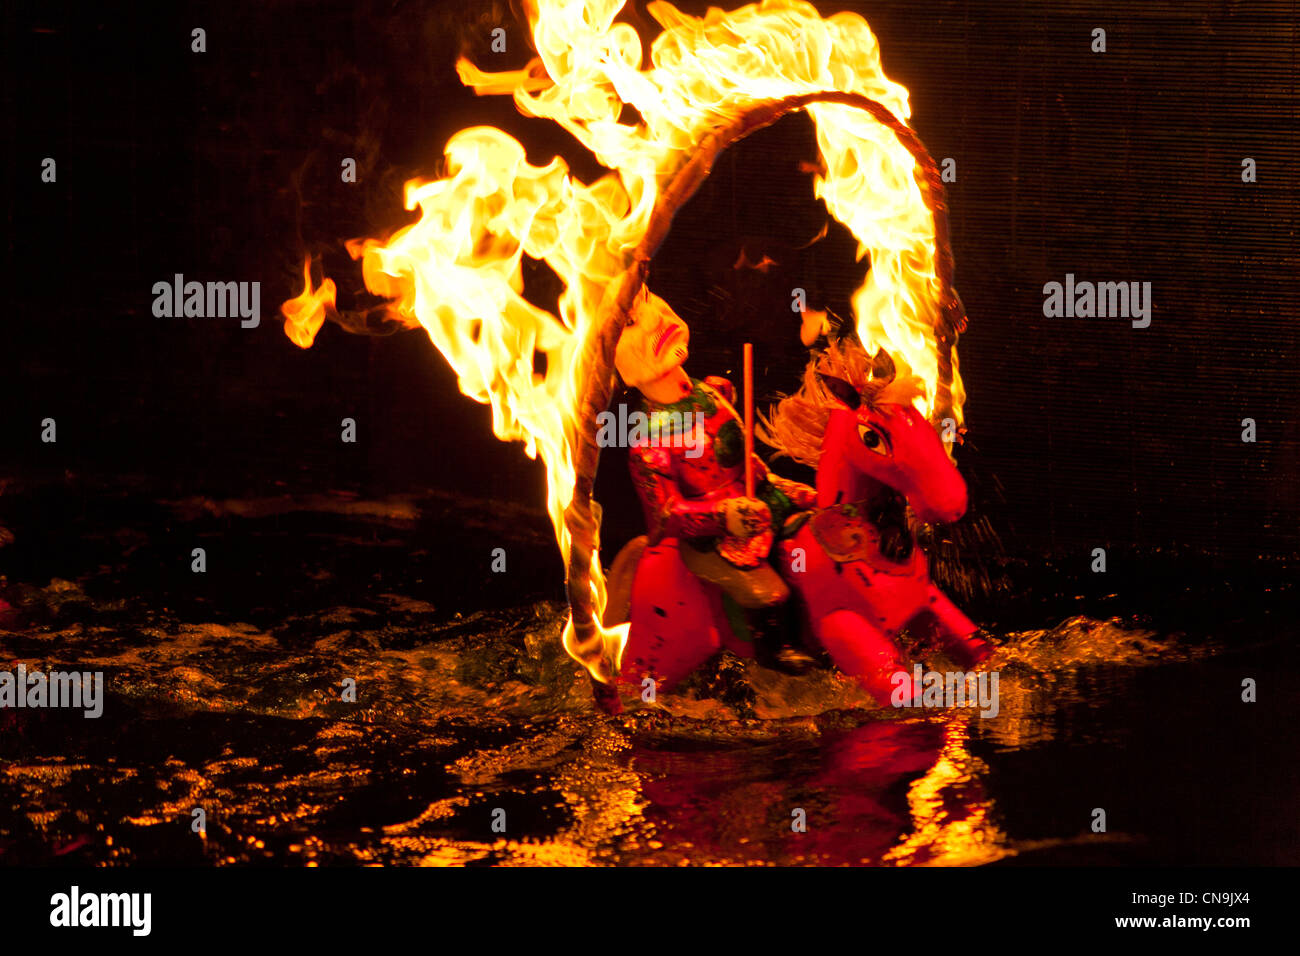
[615, 289, 690, 388]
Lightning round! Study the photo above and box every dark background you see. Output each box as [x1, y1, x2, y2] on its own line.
[4, 0, 1296, 588]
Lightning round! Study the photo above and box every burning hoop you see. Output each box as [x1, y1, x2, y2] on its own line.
[563, 89, 966, 697]
[280, 0, 968, 706]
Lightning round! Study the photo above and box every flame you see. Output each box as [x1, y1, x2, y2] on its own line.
[282, 258, 336, 349]
[282, 0, 964, 682]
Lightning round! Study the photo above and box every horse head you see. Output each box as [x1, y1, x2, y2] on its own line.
[760, 340, 967, 527]
[818, 374, 967, 525]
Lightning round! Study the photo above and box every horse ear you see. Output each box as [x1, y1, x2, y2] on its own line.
[818, 374, 861, 410]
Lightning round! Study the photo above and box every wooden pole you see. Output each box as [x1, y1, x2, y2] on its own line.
[743, 342, 755, 498]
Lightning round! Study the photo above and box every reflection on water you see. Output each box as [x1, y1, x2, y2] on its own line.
[0, 489, 1293, 866]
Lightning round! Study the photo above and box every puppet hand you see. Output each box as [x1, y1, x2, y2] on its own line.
[768, 473, 817, 510]
[720, 497, 771, 538]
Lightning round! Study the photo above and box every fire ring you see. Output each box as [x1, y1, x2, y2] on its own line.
[563, 90, 966, 700]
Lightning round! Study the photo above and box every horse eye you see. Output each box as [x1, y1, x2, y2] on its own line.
[857, 424, 886, 452]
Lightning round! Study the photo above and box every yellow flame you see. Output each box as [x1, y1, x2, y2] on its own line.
[282, 0, 964, 681]
[282, 258, 336, 350]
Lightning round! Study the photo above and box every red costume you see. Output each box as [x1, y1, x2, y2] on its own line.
[627, 375, 814, 594]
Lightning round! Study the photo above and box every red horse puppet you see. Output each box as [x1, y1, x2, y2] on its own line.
[605, 312, 989, 707]
[760, 339, 992, 701]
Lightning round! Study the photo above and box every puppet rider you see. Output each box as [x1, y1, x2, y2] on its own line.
[614, 288, 817, 675]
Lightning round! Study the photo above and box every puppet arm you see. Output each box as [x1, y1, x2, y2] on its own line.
[629, 445, 729, 544]
[764, 469, 818, 510]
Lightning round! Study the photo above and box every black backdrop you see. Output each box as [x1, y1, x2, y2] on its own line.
[4, 0, 1296, 578]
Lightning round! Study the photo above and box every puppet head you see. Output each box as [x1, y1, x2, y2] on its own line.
[615, 288, 690, 389]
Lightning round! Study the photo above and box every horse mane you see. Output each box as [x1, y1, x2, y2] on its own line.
[758, 337, 926, 467]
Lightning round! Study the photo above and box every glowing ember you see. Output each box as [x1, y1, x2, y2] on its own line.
[281, 0, 965, 687]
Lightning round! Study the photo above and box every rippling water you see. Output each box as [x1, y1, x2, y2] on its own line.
[1, 483, 1295, 866]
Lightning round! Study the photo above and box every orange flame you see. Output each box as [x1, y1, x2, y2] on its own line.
[282, 0, 965, 683]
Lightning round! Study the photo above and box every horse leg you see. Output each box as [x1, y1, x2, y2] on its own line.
[924, 587, 992, 668]
[618, 542, 726, 695]
[816, 609, 918, 707]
